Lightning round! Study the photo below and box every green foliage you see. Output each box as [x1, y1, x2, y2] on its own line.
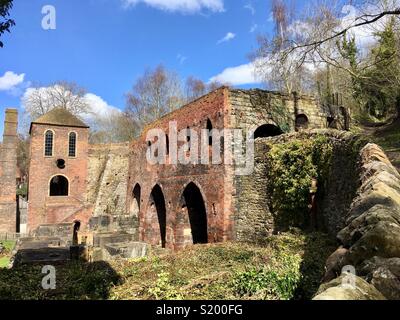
[0, 240, 15, 253]
[148, 271, 183, 300]
[232, 259, 301, 300]
[16, 183, 27, 197]
[0, 261, 121, 299]
[0, 0, 15, 48]
[267, 135, 334, 229]
[0, 257, 10, 268]
[0, 233, 335, 300]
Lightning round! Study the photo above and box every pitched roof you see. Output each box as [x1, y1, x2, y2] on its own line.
[30, 108, 89, 133]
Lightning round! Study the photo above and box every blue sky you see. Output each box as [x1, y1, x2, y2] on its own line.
[0, 0, 281, 135]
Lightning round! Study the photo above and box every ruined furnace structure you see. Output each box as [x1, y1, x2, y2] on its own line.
[0, 88, 348, 252]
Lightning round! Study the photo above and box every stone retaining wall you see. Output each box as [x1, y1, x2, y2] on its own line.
[314, 143, 400, 300]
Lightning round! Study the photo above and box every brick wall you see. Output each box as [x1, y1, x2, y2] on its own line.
[0, 109, 18, 233]
[127, 88, 231, 250]
[127, 88, 343, 249]
[28, 124, 89, 231]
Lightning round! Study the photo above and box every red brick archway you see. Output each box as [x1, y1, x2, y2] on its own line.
[175, 182, 208, 248]
[144, 184, 167, 248]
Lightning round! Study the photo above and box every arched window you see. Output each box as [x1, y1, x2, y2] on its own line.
[69, 132, 77, 157]
[166, 134, 169, 156]
[186, 126, 191, 151]
[44, 130, 54, 157]
[206, 119, 213, 146]
[49, 175, 69, 196]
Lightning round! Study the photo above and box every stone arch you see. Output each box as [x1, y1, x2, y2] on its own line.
[131, 183, 141, 217]
[146, 184, 167, 248]
[254, 124, 283, 139]
[49, 175, 69, 196]
[295, 114, 309, 129]
[178, 182, 208, 245]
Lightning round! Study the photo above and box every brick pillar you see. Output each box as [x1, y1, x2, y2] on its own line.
[0, 109, 18, 233]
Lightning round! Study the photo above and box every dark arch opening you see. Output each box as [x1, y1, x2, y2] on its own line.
[206, 118, 213, 146]
[166, 134, 169, 155]
[50, 175, 69, 196]
[150, 185, 167, 248]
[182, 182, 208, 244]
[295, 114, 309, 129]
[131, 184, 141, 217]
[254, 124, 283, 139]
[72, 220, 81, 246]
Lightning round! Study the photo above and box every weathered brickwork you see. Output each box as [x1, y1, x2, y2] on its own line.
[128, 88, 229, 250]
[0, 109, 18, 233]
[28, 121, 89, 232]
[128, 88, 341, 249]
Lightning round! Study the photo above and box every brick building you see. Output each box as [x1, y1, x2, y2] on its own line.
[1, 87, 348, 248]
[27, 108, 90, 232]
[127, 87, 347, 250]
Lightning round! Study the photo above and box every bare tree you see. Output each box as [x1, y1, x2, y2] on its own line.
[89, 110, 139, 143]
[22, 81, 91, 120]
[125, 65, 184, 133]
[185, 76, 206, 102]
[252, 0, 313, 94]
[257, 0, 400, 82]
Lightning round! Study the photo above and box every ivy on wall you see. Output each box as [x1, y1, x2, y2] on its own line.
[266, 135, 334, 230]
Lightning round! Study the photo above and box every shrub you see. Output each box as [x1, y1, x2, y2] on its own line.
[148, 271, 183, 300]
[267, 135, 334, 229]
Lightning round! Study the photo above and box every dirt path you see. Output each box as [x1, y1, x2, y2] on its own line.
[360, 119, 400, 172]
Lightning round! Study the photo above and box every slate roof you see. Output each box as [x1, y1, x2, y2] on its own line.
[30, 108, 89, 133]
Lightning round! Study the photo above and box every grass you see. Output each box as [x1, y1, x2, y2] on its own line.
[359, 119, 400, 170]
[0, 231, 335, 300]
[0, 240, 15, 269]
[0, 257, 10, 268]
[0, 240, 15, 252]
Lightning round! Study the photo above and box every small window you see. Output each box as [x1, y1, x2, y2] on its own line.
[206, 119, 213, 146]
[186, 127, 191, 151]
[45, 130, 54, 157]
[69, 132, 77, 157]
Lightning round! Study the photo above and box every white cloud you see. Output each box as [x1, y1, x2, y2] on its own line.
[121, 0, 224, 14]
[250, 23, 257, 33]
[217, 32, 236, 44]
[209, 62, 261, 85]
[21, 85, 120, 123]
[83, 93, 121, 119]
[244, 3, 255, 15]
[0, 71, 25, 91]
[177, 53, 187, 64]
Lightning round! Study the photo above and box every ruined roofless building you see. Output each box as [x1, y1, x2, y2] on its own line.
[127, 87, 348, 250]
[0, 87, 347, 246]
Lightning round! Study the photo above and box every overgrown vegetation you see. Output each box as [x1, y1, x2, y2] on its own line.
[266, 136, 334, 229]
[0, 240, 15, 269]
[0, 232, 335, 300]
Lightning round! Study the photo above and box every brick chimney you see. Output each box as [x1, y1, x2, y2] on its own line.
[0, 108, 18, 233]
